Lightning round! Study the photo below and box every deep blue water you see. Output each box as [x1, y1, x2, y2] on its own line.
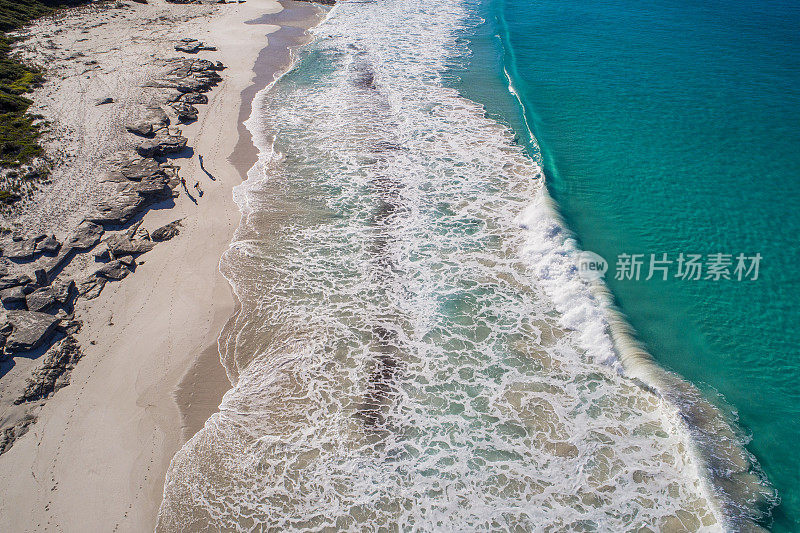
[455, 0, 800, 530]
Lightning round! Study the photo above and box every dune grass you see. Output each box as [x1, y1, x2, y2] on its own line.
[0, 1, 89, 171]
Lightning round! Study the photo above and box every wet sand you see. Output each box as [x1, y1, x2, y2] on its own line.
[0, 1, 330, 531]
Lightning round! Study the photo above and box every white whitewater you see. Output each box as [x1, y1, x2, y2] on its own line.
[157, 0, 727, 530]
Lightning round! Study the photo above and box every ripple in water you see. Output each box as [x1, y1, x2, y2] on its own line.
[157, 0, 722, 530]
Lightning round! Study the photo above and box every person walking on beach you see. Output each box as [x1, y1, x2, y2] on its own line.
[198, 153, 216, 180]
[194, 181, 204, 197]
[175, 166, 187, 191]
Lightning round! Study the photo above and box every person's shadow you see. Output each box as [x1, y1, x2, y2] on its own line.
[198, 155, 216, 181]
[182, 182, 198, 204]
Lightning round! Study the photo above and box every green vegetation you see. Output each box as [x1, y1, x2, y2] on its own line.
[0, 0, 85, 31]
[0, 0, 89, 168]
[0, 187, 20, 204]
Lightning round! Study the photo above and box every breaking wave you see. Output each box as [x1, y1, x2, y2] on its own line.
[156, 0, 773, 530]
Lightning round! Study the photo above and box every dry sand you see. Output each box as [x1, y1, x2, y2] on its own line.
[0, 0, 324, 531]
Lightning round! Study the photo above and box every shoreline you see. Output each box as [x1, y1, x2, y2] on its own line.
[0, 0, 754, 530]
[156, 0, 727, 528]
[0, 1, 327, 531]
[233, 1, 326, 174]
[174, 0, 326, 454]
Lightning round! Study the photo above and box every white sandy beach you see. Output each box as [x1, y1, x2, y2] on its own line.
[0, 1, 321, 530]
[0, 0, 747, 531]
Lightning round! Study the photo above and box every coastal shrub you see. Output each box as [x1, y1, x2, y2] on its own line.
[0, 0, 89, 168]
[0, 188, 19, 204]
[0, 1, 90, 32]
[0, 112, 43, 166]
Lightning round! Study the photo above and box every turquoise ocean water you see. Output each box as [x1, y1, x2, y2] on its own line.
[161, 0, 735, 528]
[158, 0, 797, 529]
[455, 0, 800, 530]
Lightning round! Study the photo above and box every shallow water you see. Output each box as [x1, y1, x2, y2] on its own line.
[154, 0, 755, 530]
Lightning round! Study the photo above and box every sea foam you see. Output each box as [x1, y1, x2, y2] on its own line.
[156, 0, 744, 530]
